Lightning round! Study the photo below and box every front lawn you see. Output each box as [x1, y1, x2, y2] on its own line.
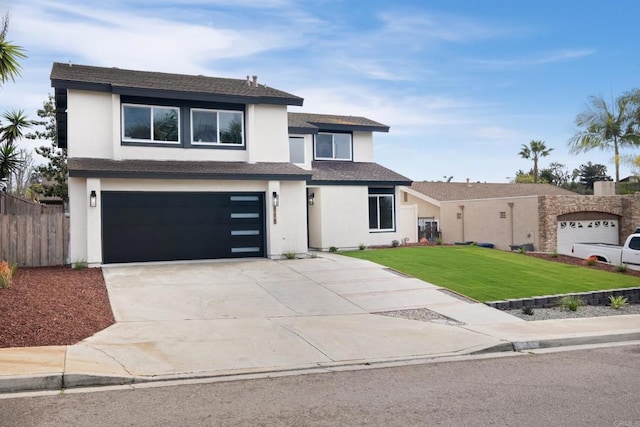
[343, 246, 639, 302]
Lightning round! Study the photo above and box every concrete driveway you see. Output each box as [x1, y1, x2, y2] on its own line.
[62, 254, 518, 385]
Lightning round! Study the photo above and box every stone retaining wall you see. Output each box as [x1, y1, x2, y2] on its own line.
[486, 287, 640, 310]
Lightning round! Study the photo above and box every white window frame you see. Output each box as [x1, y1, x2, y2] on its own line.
[121, 104, 181, 144]
[369, 193, 395, 232]
[190, 108, 245, 146]
[314, 132, 352, 161]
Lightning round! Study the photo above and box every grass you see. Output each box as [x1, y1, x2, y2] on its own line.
[343, 246, 640, 302]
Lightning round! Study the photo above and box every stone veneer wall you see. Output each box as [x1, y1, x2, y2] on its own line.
[538, 194, 640, 253]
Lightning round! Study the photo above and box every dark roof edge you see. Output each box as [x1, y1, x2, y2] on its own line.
[52, 80, 304, 106]
[288, 126, 318, 135]
[308, 123, 390, 133]
[308, 180, 412, 186]
[69, 170, 312, 181]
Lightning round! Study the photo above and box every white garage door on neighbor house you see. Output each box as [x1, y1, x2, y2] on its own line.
[556, 219, 619, 255]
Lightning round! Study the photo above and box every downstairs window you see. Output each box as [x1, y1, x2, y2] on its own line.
[368, 188, 395, 232]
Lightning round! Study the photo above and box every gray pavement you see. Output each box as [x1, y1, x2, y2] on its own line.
[1, 253, 639, 393]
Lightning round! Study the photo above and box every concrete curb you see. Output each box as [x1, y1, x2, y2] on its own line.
[2, 332, 639, 394]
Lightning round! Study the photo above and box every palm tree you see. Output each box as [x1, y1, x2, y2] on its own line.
[0, 13, 26, 85]
[568, 94, 640, 194]
[0, 141, 23, 180]
[518, 140, 553, 183]
[0, 109, 34, 145]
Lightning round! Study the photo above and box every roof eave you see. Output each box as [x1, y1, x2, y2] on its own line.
[69, 169, 312, 181]
[308, 179, 412, 186]
[51, 80, 305, 106]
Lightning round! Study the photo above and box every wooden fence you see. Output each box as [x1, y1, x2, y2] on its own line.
[0, 192, 69, 266]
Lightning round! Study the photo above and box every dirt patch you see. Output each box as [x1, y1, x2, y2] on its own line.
[0, 266, 115, 348]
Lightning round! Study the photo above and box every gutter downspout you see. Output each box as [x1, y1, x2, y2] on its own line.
[508, 202, 514, 246]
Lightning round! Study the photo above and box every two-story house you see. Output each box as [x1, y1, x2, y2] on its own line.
[51, 63, 414, 265]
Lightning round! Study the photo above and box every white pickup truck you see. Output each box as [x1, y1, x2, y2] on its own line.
[571, 232, 640, 271]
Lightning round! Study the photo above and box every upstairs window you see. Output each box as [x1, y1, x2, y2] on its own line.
[314, 132, 352, 161]
[122, 104, 180, 143]
[289, 137, 305, 164]
[191, 109, 244, 145]
[368, 188, 395, 232]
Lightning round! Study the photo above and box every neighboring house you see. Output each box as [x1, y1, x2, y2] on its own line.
[51, 63, 413, 265]
[401, 181, 640, 254]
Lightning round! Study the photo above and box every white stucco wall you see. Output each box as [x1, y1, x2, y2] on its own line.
[307, 186, 369, 250]
[69, 177, 308, 264]
[307, 185, 412, 250]
[247, 104, 290, 163]
[68, 177, 88, 264]
[67, 90, 114, 159]
[439, 196, 539, 250]
[66, 91, 290, 163]
[352, 131, 374, 162]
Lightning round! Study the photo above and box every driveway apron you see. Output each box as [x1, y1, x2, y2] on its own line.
[65, 255, 513, 379]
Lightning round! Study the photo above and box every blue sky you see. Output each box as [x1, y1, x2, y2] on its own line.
[2, 0, 639, 182]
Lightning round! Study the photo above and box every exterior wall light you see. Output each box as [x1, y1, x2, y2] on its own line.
[272, 191, 279, 207]
[89, 190, 97, 207]
[308, 192, 315, 205]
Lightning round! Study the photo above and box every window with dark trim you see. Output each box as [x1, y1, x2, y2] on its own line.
[122, 104, 180, 143]
[368, 188, 395, 232]
[314, 132, 352, 161]
[120, 97, 245, 149]
[191, 108, 244, 146]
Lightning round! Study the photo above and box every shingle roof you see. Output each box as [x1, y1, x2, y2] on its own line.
[51, 63, 304, 106]
[310, 161, 411, 185]
[68, 158, 311, 181]
[288, 112, 389, 133]
[410, 181, 578, 201]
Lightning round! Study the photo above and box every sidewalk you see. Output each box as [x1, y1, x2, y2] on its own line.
[1, 254, 639, 393]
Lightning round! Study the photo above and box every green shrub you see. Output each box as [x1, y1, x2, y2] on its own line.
[559, 295, 583, 312]
[72, 261, 88, 270]
[282, 251, 297, 260]
[550, 250, 559, 258]
[609, 295, 628, 310]
[391, 240, 400, 247]
[329, 246, 338, 253]
[435, 238, 443, 246]
[617, 264, 628, 273]
[518, 247, 527, 254]
[521, 306, 534, 315]
[358, 243, 366, 251]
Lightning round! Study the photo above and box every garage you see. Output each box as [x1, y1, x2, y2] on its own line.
[102, 191, 265, 263]
[556, 218, 619, 255]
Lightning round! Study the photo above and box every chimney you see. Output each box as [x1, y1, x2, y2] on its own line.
[252, 75, 258, 87]
[246, 75, 251, 86]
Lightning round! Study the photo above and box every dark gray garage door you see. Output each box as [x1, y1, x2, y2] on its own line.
[102, 191, 265, 263]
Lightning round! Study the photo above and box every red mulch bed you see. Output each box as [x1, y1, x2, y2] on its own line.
[526, 253, 640, 277]
[0, 266, 115, 348]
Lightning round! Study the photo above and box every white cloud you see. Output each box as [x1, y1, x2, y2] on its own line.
[469, 49, 595, 68]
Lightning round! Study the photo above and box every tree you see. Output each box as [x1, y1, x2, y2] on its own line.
[26, 95, 67, 198]
[0, 141, 22, 180]
[574, 162, 612, 190]
[539, 162, 571, 186]
[0, 109, 34, 145]
[0, 13, 26, 85]
[568, 93, 640, 194]
[518, 140, 553, 183]
[8, 148, 37, 197]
